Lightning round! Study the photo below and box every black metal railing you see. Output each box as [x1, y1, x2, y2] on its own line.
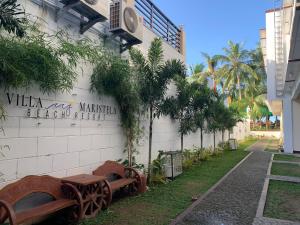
[135, 0, 182, 53]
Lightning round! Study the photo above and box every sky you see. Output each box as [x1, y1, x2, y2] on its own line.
[152, 0, 274, 67]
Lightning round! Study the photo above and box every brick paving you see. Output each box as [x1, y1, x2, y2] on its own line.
[173, 141, 271, 225]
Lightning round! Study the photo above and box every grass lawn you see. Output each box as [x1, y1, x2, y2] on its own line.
[274, 154, 300, 163]
[77, 139, 256, 225]
[264, 180, 300, 222]
[271, 162, 300, 178]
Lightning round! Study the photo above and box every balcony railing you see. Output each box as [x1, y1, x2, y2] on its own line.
[135, 0, 182, 53]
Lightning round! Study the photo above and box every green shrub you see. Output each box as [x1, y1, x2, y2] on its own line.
[0, 29, 98, 93]
[182, 159, 194, 170]
[91, 52, 141, 167]
[150, 151, 167, 184]
[199, 149, 211, 161]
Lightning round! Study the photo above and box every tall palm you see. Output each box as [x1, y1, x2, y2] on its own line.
[160, 75, 195, 152]
[129, 38, 184, 183]
[0, 0, 27, 37]
[201, 53, 220, 92]
[219, 41, 258, 101]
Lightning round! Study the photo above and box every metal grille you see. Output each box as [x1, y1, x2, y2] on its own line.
[135, 0, 182, 53]
[110, 1, 120, 30]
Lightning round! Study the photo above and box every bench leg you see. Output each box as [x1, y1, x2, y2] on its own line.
[102, 180, 112, 209]
[0, 200, 17, 225]
[61, 183, 83, 221]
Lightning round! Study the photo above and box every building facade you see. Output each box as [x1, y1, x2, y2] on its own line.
[262, 0, 300, 153]
[0, 0, 250, 188]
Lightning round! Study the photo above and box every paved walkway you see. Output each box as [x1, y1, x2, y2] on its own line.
[173, 141, 271, 225]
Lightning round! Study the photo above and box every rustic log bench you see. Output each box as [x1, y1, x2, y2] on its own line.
[93, 161, 144, 207]
[0, 175, 83, 225]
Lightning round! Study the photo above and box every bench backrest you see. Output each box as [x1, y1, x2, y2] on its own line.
[0, 175, 64, 206]
[93, 161, 126, 179]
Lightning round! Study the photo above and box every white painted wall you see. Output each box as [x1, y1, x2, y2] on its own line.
[266, 11, 277, 101]
[0, 0, 250, 188]
[283, 95, 294, 153]
[250, 131, 281, 139]
[292, 99, 300, 152]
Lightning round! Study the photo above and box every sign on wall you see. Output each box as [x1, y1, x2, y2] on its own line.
[5, 92, 117, 121]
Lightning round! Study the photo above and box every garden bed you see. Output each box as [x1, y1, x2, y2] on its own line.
[264, 180, 300, 222]
[271, 162, 300, 178]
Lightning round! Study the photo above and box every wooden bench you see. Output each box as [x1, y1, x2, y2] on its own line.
[0, 175, 83, 225]
[93, 161, 144, 206]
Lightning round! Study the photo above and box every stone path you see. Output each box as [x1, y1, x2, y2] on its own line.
[172, 141, 271, 225]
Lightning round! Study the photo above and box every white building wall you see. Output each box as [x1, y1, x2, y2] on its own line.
[292, 99, 300, 152]
[266, 11, 277, 101]
[282, 95, 294, 153]
[0, 0, 250, 188]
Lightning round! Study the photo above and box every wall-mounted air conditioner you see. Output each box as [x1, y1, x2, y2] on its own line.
[60, 0, 109, 33]
[110, 0, 143, 45]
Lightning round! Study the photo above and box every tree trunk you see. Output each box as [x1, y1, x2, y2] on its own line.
[213, 74, 217, 93]
[127, 132, 132, 167]
[181, 132, 184, 152]
[200, 127, 203, 149]
[147, 105, 153, 184]
[237, 75, 242, 101]
[228, 130, 231, 140]
[266, 115, 270, 130]
[213, 131, 216, 151]
[222, 130, 224, 143]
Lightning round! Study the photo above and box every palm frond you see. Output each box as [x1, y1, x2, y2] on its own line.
[0, 0, 27, 37]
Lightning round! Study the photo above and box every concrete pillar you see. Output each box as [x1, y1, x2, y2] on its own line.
[292, 98, 300, 152]
[282, 95, 293, 153]
[179, 26, 186, 62]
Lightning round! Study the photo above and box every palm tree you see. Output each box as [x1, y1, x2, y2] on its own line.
[160, 75, 195, 152]
[192, 82, 214, 149]
[0, 0, 27, 37]
[129, 38, 184, 183]
[201, 53, 220, 92]
[189, 63, 206, 84]
[219, 41, 258, 101]
[206, 94, 224, 150]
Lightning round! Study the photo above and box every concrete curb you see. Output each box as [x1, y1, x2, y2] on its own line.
[254, 153, 300, 225]
[255, 154, 273, 218]
[170, 150, 254, 225]
[268, 175, 300, 183]
[253, 217, 300, 225]
[272, 160, 300, 165]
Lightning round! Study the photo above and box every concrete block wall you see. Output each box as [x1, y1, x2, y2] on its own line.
[0, 0, 250, 188]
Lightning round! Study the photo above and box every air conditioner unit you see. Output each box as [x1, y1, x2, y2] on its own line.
[60, 0, 109, 24]
[110, 0, 143, 45]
